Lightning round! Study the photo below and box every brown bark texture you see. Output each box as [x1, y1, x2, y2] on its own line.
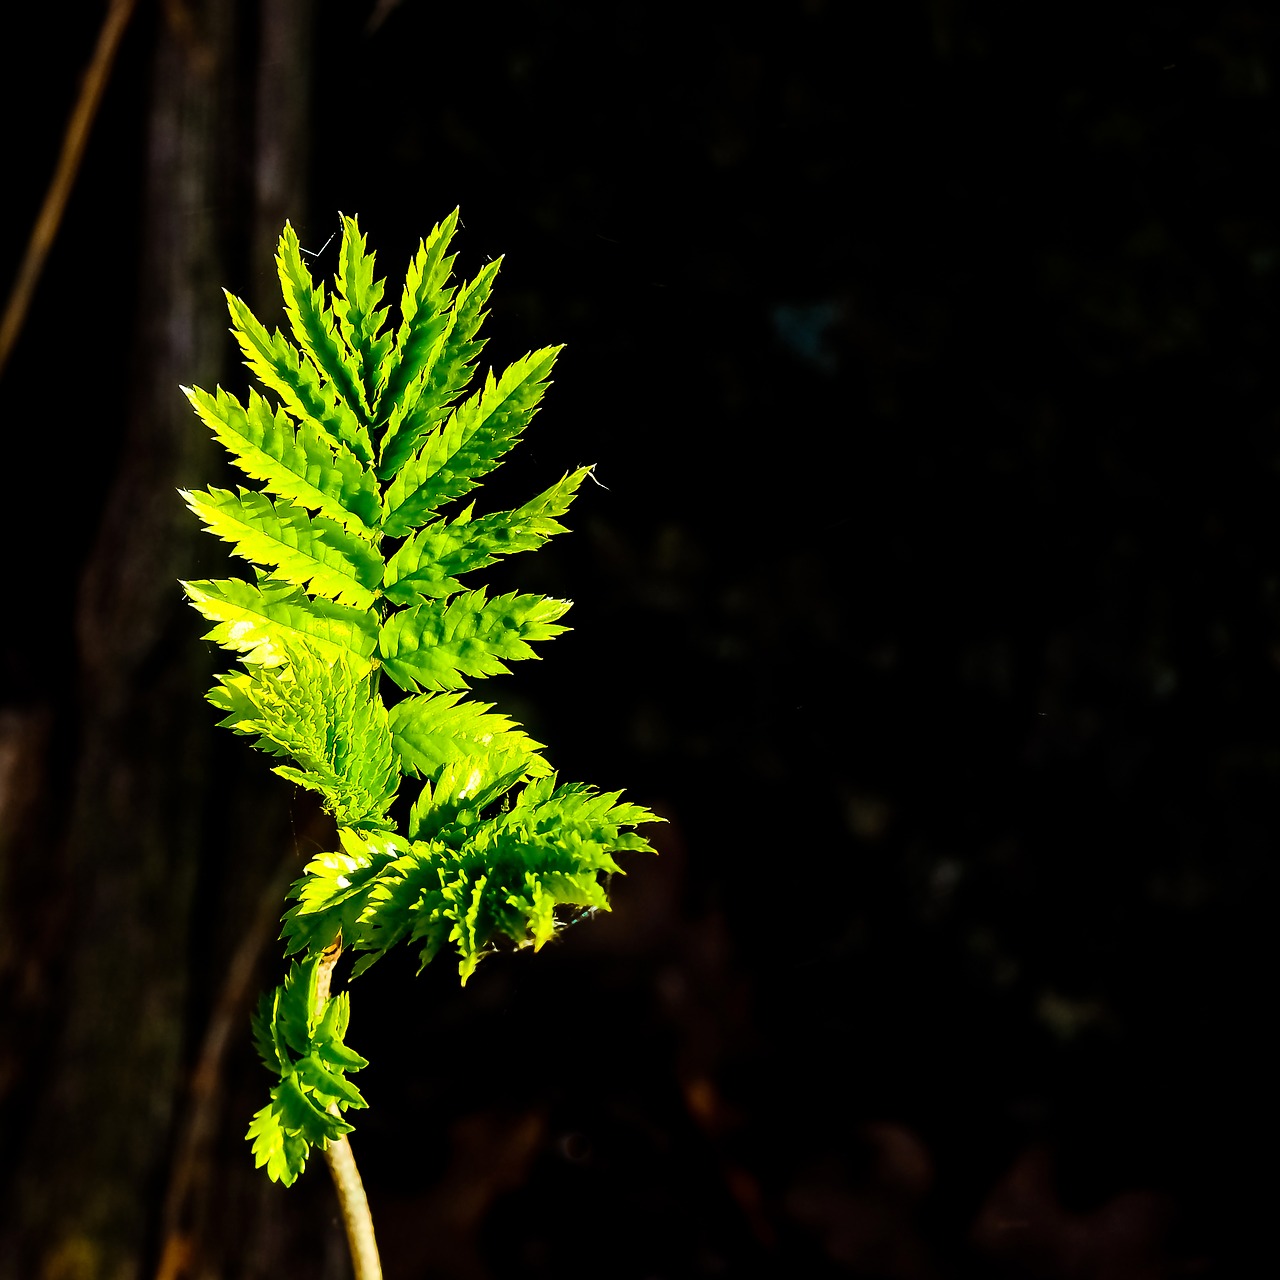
[0, 1, 314, 1276]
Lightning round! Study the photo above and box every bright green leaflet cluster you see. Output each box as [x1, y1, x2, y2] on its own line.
[181, 212, 659, 1186]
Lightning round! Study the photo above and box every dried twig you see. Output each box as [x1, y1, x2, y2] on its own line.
[0, 0, 139, 378]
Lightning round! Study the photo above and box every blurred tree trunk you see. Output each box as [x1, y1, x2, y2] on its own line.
[251, 0, 314, 309]
[0, 0, 320, 1270]
[154, 5, 320, 1275]
[3, 2, 234, 1275]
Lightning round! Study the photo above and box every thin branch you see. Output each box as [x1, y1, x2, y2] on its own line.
[324, 1134, 383, 1280]
[0, 0, 139, 379]
[315, 939, 383, 1280]
[314, 936, 343, 1005]
[365, 0, 405, 34]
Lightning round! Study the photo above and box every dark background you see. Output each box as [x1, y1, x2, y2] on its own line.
[2, 1, 1278, 1276]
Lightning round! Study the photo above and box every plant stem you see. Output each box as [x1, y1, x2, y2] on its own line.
[316, 940, 383, 1280]
[0, 0, 138, 378]
[324, 1136, 383, 1280]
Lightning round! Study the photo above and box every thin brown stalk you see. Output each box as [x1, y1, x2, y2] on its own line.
[0, 0, 139, 378]
[316, 939, 383, 1280]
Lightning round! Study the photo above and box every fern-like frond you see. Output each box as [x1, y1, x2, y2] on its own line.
[381, 347, 561, 536]
[376, 259, 502, 481]
[378, 589, 571, 692]
[388, 691, 551, 780]
[281, 829, 409, 955]
[344, 840, 431, 974]
[246, 953, 369, 1185]
[184, 213, 660, 1186]
[183, 577, 378, 668]
[183, 385, 380, 535]
[276, 224, 375, 455]
[347, 776, 654, 982]
[182, 487, 383, 609]
[382, 469, 588, 604]
[224, 292, 370, 465]
[210, 645, 398, 828]
[333, 215, 393, 412]
[407, 752, 534, 842]
[376, 210, 459, 427]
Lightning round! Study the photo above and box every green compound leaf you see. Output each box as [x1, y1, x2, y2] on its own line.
[224, 290, 372, 469]
[350, 776, 658, 982]
[406, 751, 534, 842]
[378, 257, 500, 480]
[210, 644, 398, 829]
[377, 590, 571, 692]
[382, 469, 588, 604]
[182, 577, 378, 668]
[388, 691, 551, 780]
[276, 223, 375, 455]
[183, 213, 658, 1188]
[280, 828, 410, 955]
[183, 384, 380, 535]
[332, 215, 394, 412]
[247, 953, 369, 1186]
[376, 209, 458, 425]
[246, 1101, 310, 1186]
[182, 487, 383, 609]
[380, 347, 561, 536]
